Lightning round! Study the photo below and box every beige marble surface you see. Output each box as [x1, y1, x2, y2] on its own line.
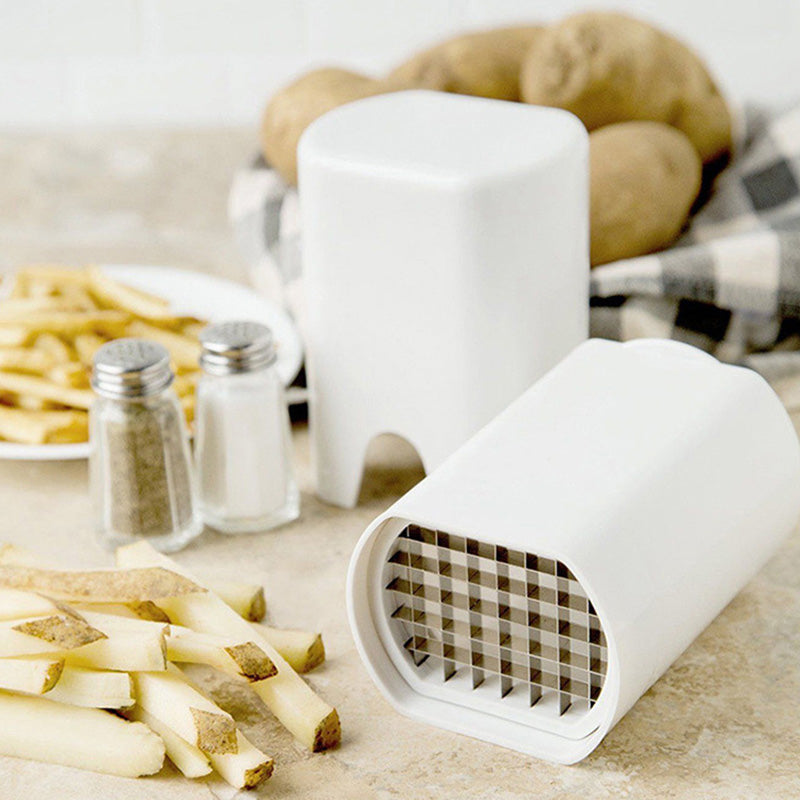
[0, 130, 799, 799]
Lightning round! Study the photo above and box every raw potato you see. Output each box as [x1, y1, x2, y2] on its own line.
[132, 666, 238, 754]
[205, 578, 266, 621]
[0, 615, 105, 656]
[262, 68, 393, 185]
[117, 542, 341, 752]
[64, 629, 167, 672]
[257, 624, 325, 674]
[0, 692, 165, 777]
[590, 121, 702, 265]
[0, 564, 205, 603]
[0, 657, 63, 694]
[44, 665, 134, 709]
[389, 25, 542, 101]
[126, 705, 212, 779]
[520, 11, 732, 163]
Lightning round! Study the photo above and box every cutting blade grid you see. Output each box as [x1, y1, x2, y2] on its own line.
[385, 525, 607, 717]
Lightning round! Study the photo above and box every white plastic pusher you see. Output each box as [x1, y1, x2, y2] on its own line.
[347, 339, 800, 764]
[299, 90, 589, 507]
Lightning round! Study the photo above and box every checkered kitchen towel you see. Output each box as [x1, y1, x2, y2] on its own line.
[229, 103, 800, 388]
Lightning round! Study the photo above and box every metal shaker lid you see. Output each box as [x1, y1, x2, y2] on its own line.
[91, 338, 174, 398]
[199, 321, 276, 375]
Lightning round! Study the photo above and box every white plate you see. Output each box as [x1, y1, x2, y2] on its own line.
[0, 265, 304, 461]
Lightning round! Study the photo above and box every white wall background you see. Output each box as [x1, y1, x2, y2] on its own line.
[0, 0, 797, 128]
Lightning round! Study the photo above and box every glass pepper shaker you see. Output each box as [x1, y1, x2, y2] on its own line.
[90, 338, 202, 552]
[195, 321, 299, 534]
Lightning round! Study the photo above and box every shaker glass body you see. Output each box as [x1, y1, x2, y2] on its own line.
[90, 388, 202, 552]
[195, 364, 299, 533]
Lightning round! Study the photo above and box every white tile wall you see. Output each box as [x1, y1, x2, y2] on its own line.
[0, 0, 796, 128]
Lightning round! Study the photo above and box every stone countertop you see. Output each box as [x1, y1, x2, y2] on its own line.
[0, 130, 799, 799]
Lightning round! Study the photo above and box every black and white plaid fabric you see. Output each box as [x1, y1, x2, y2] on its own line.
[229, 104, 800, 386]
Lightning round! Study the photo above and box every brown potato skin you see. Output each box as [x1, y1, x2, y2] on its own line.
[261, 68, 392, 186]
[520, 12, 732, 164]
[590, 121, 702, 266]
[388, 26, 542, 101]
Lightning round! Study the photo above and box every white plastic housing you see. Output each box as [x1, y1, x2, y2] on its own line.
[299, 90, 588, 507]
[347, 339, 800, 763]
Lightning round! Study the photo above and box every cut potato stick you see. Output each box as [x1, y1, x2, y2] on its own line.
[125, 320, 201, 369]
[48, 361, 89, 388]
[17, 265, 91, 288]
[204, 579, 266, 622]
[86, 266, 172, 320]
[166, 626, 277, 682]
[257, 624, 325, 674]
[73, 332, 106, 366]
[0, 372, 94, 409]
[208, 729, 275, 790]
[0, 406, 88, 445]
[0, 347, 55, 373]
[132, 666, 238, 755]
[117, 542, 341, 751]
[64, 629, 167, 672]
[79, 609, 169, 636]
[80, 600, 172, 623]
[45, 665, 134, 709]
[0, 615, 105, 656]
[0, 657, 63, 694]
[0, 692, 165, 777]
[126, 705, 211, 779]
[0, 327, 29, 346]
[0, 564, 205, 603]
[34, 333, 72, 362]
[0, 310, 129, 338]
[0, 297, 80, 317]
[0, 588, 69, 621]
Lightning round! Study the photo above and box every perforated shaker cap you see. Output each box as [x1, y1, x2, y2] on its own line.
[199, 321, 276, 375]
[91, 338, 174, 398]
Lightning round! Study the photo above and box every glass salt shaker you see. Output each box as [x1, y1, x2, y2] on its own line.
[195, 321, 299, 534]
[90, 338, 202, 552]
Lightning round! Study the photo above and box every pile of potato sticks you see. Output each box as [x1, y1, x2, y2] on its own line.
[0, 265, 205, 445]
[0, 541, 338, 788]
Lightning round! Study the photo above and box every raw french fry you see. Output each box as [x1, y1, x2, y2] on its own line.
[0, 407, 88, 445]
[45, 665, 134, 709]
[209, 729, 275, 790]
[0, 347, 55, 373]
[0, 372, 94, 409]
[132, 666, 238, 755]
[34, 333, 72, 362]
[167, 626, 278, 682]
[257, 624, 325, 674]
[17, 265, 92, 288]
[0, 614, 105, 656]
[48, 361, 89, 389]
[0, 297, 80, 317]
[117, 542, 341, 752]
[204, 579, 266, 622]
[126, 705, 212, 779]
[126, 320, 201, 369]
[64, 629, 167, 672]
[78, 609, 169, 636]
[0, 564, 205, 602]
[0, 658, 63, 694]
[57, 282, 98, 311]
[0, 588, 70, 621]
[0, 328, 28, 347]
[86, 266, 172, 320]
[73, 333, 106, 366]
[5, 272, 28, 298]
[0, 692, 165, 777]
[81, 600, 172, 623]
[0, 310, 129, 338]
